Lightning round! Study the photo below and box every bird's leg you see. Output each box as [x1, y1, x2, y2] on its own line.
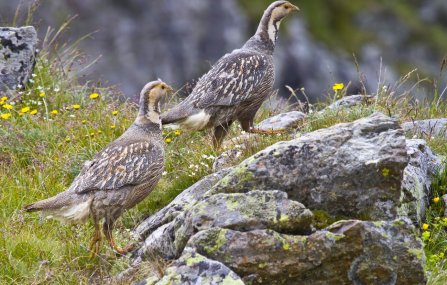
[89, 222, 102, 258]
[213, 121, 233, 149]
[103, 221, 135, 255]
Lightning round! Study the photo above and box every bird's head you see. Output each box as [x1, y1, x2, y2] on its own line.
[256, 1, 299, 46]
[139, 80, 174, 120]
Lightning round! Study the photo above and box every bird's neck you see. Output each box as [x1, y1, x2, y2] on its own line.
[137, 97, 161, 126]
[243, 10, 282, 55]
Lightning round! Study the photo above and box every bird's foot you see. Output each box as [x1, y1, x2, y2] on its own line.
[112, 243, 136, 256]
[89, 237, 102, 258]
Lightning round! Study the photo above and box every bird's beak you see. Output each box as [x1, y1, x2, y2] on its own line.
[165, 84, 174, 93]
[291, 4, 300, 11]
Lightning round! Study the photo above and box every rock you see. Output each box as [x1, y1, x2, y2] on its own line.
[402, 118, 447, 138]
[211, 112, 408, 220]
[134, 169, 231, 240]
[134, 190, 313, 262]
[324, 94, 375, 111]
[398, 139, 441, 225]
[254, 111, 307, 132]
[212, 149, 243, 172]
[189, 219, 426, 285]
[144, 248, 244, 285]
[0, 26, 37, 92]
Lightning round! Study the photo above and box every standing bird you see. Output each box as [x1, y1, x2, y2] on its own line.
[161, 1, 299, 147]
[24, 80, 173, 255]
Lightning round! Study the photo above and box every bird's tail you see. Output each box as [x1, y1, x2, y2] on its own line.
[24, 192, 92, 223]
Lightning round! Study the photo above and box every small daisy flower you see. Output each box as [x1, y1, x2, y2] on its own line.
[0, 113, 11, 120]
[89, 93, 99, 99]
[72, 104, 81, 110]
[20, 107, 30, 114]
[30, 110, 38, 115]
[332, 83, 344, 92]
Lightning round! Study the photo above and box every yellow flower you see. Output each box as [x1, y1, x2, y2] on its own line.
[162, 131, 166, 136]
[30, 110, 38, 115]
[110, 125, 116, 129]
[382, 168, 390, 177]
[65, 137, 71, 143]
[165, 138, 172, 143]
[90, 132, 95, 137]
[0, 113, 11, 120]
[0, 96, 7, 102]
[112, 110, 118, 116]
[82, 120, 87, 124]
[72, 104, 81, 110]
[3, 104, 13, 110]
[422, 231, 431, 240]
[422, 223, 429, 230]
[174, 130, 181, 136]
[39, 92, 45, 97]
[332, 83, 344, 92]
[20, 106, 30, 113]
[434, 197, 440, 203]
[98, 130, 102, 134]
[50, 110, 58, 115]
[89, 93, 99, 99]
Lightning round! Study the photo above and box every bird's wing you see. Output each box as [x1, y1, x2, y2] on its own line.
[189, 50, 273, 109]
[71, 141, 164, 194]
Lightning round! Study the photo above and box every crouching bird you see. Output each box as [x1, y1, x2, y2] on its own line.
[24, 80, 173, 255]
[161, 1, 299, 148]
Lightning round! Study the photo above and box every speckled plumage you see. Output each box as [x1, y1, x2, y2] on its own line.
[24, 80, 173, 255]
[162, 1, 298, 147]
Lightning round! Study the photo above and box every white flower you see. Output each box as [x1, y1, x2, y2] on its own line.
[69, 115, 76, 118]
[32, 73, 37, 78]
[37, 85, 43, 90]
[54, 87, 60, 92]
[29, 79, 34, 83]
[17, 84, 23, 88]
[162, 171, 167, 176]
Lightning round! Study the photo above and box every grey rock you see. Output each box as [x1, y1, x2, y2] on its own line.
[0, 26, 37, 92]
[211, 113, 408, 220]
[134, 169, 231, 240]
[402, 118, 447, 138]
[189, 219, 426, 285]
[254, 111, 307, 132]
[324, 94, 375, 111]
[134, 190, 313, 262]
[398, 139, 441, 225]
[212, 149, 243, 172]
[152, 248, 244, 285]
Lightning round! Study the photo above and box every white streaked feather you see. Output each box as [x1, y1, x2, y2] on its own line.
[181, 110, 211, 131]
[45, 198, 92, 224]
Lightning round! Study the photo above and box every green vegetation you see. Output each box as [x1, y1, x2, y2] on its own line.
[2, 22, 447, 285]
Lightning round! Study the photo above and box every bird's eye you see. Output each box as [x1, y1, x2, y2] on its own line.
[284, 5, 290, 9]
[161, 85, 165, 90]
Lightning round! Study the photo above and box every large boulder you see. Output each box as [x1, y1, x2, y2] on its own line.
[189, 219, 425, 285]
[139, 248, 244, 285]
[398, 139, 442, 225]
[135, 169, 232, 240]
[133, 190, 313, 262]
[211, 112, 409, 220]
[0, 26, 37, 92]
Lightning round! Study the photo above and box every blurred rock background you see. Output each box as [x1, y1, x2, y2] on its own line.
[1, 0, 447, 101]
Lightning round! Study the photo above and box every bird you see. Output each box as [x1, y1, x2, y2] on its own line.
[24, 80, 173, 256]
[161, 1, 299, 148]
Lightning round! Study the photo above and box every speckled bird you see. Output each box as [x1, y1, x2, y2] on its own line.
[24, 80, 173, 255]
[161, 1, 299, 147]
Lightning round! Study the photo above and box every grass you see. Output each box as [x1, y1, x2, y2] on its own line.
[2, 23, 447, 285]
